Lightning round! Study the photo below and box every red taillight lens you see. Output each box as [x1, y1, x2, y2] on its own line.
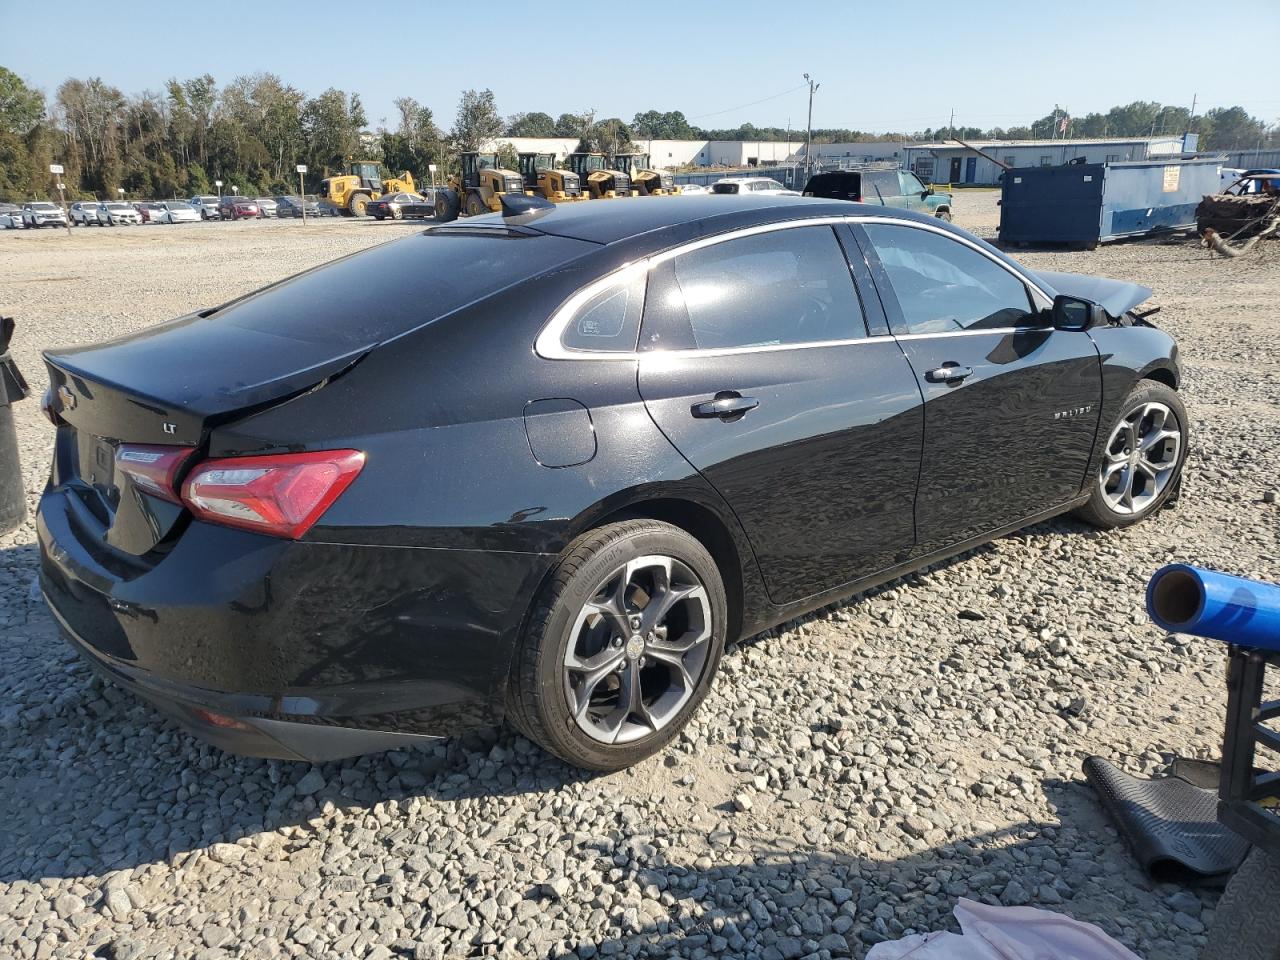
[115, 444, 194, 502]
[180, 449, 365, 539]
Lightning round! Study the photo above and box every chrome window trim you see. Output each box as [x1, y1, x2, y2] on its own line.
[534, 215, 1052, 361]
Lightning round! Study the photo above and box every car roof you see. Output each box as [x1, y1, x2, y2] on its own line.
[449, 195, 881, 246]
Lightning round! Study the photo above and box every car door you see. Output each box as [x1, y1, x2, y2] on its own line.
[853, 220, 1102, 555]
[898, 171, 930, 213]
[636, 222, 924, 605]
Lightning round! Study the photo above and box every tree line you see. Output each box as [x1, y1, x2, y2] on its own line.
[1, 66, 1276, 202]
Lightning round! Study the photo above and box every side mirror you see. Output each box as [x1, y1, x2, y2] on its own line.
[923, 186, 933, 196]
[1051, 294, 1106, 331]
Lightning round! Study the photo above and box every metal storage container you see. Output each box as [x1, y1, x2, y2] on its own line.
[998, 158, 1223, 247]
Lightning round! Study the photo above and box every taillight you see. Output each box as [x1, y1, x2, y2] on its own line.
[181, 449, 364, 539]
[115, 444, 194, 503]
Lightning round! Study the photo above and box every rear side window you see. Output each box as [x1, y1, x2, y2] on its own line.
[559, 271, 646, 353]
[218, 231, 596, 347]
[648, 226, 867, 351]
[863, 224, 1036, 334]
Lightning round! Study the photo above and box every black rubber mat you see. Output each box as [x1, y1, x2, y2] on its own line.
[1083, 755, 1250, 880]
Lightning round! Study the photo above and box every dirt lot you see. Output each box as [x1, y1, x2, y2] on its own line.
[1, 199, 1278, 960]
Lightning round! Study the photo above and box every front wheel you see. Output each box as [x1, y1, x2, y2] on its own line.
[1074, 380, 1187, 529]
[1202, 847, 1280, 960]
[934, 208, 952, 222]
[508, 520, 727, 770]
[348, 192, 370, 217]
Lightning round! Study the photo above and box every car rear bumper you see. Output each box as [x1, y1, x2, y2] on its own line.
[37, 486, 552, 760]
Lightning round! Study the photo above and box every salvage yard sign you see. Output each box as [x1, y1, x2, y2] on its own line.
[1162, 165, 1181, 192]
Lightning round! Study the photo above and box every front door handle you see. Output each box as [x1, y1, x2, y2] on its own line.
[691, 392, 759, 420]
[925, 365, 973, 384]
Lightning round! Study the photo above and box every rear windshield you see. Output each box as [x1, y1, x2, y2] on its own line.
[805, 173, 862, 199]
[712, 182, 741, 194]
[217, 231, 597, 347]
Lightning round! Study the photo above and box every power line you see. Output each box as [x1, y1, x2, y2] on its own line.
[686, 84, 808, 122]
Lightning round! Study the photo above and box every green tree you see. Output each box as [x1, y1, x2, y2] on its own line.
[631, 110, 696, 139]
[0, 67, 45, 134]
[1201, 106, 1267, 150]
[451, 89, 503, 152]
[506, 111, 556, 137]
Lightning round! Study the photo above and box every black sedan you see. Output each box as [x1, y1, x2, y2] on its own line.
[369, 192, 433, 220]
[36, 195, 1186, 770]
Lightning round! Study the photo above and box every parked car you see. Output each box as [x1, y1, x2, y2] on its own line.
[675, 183, 707, 196]
[158, 201, 200, 224]
[254, 197, 278, 218]
[803, 169, 954, 221]
[218, 196, 261, 220]
[368, 192, 433, 220]
[189, 196, 222, 220]
[1, 203, 28, 228]
[98, 201, 141, 225]
[1222, 169, 1280, 196]
[134, 202, 167, 223]
[274, 195, 321, 218]
[22, 202, 68, 227]
[69, 201, 103, 226]
[710, 177, 798, 196]
[36, 195, 1186, 770]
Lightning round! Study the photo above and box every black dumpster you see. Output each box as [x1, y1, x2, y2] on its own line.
[1, 317, 31, 535]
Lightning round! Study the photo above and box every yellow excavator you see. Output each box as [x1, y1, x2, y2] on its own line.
[566, 152, 632, 199]
[518, 152, 587, 203]
[434, 151, 527, 221]
[320, 161, 416, 217]
[610, 153, 679, 196]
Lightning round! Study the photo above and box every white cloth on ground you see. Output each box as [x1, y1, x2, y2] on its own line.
[866, 898, 1144, 960]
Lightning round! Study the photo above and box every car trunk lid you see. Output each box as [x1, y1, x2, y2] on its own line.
[45, 313, 371, 556]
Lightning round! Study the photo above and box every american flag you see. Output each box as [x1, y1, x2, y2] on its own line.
[1059, 116, 1071, 134]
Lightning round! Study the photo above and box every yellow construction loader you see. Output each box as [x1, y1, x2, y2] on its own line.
[434, 152, 527, 221]
[610, 153, 679, 196]
[566, 152, 633, 199]
[518, 152, 587, 203]
[320, 161, 416, 217]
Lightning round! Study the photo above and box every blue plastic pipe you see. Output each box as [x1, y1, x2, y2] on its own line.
[1147, 564, 1280, 652]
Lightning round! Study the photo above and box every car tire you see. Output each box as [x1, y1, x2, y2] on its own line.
[934, 208, 952, 222]
[1201, 847, 1280, 960]
[1074, 380, 1187, 529]
[508, 520, 727, 771]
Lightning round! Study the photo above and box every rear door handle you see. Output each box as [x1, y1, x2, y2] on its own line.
[925, 365, 973, 384]
[691, 392, 759, 420]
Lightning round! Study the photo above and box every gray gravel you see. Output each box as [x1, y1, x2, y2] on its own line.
[1, 201, 1278, 959]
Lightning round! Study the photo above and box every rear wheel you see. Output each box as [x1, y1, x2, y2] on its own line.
[934, 208, 952, 222]
[1074, 380, 1187, 529]
[348, 192, 370, 217]
[509, 520, 727, 770]
[465, 193, 488, 217]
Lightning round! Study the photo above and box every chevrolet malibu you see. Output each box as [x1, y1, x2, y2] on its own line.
[37, 195, 1187, 770]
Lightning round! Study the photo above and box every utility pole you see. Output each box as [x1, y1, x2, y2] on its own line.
[948, 107, 955, 140]
[803, 73, 820, 179]
[1184, 93, 1197, 148]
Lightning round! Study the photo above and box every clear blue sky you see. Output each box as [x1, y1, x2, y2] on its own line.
[2, 0, 1276, 135]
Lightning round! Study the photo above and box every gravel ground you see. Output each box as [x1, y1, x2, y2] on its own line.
[1, 201, 1277, 960]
